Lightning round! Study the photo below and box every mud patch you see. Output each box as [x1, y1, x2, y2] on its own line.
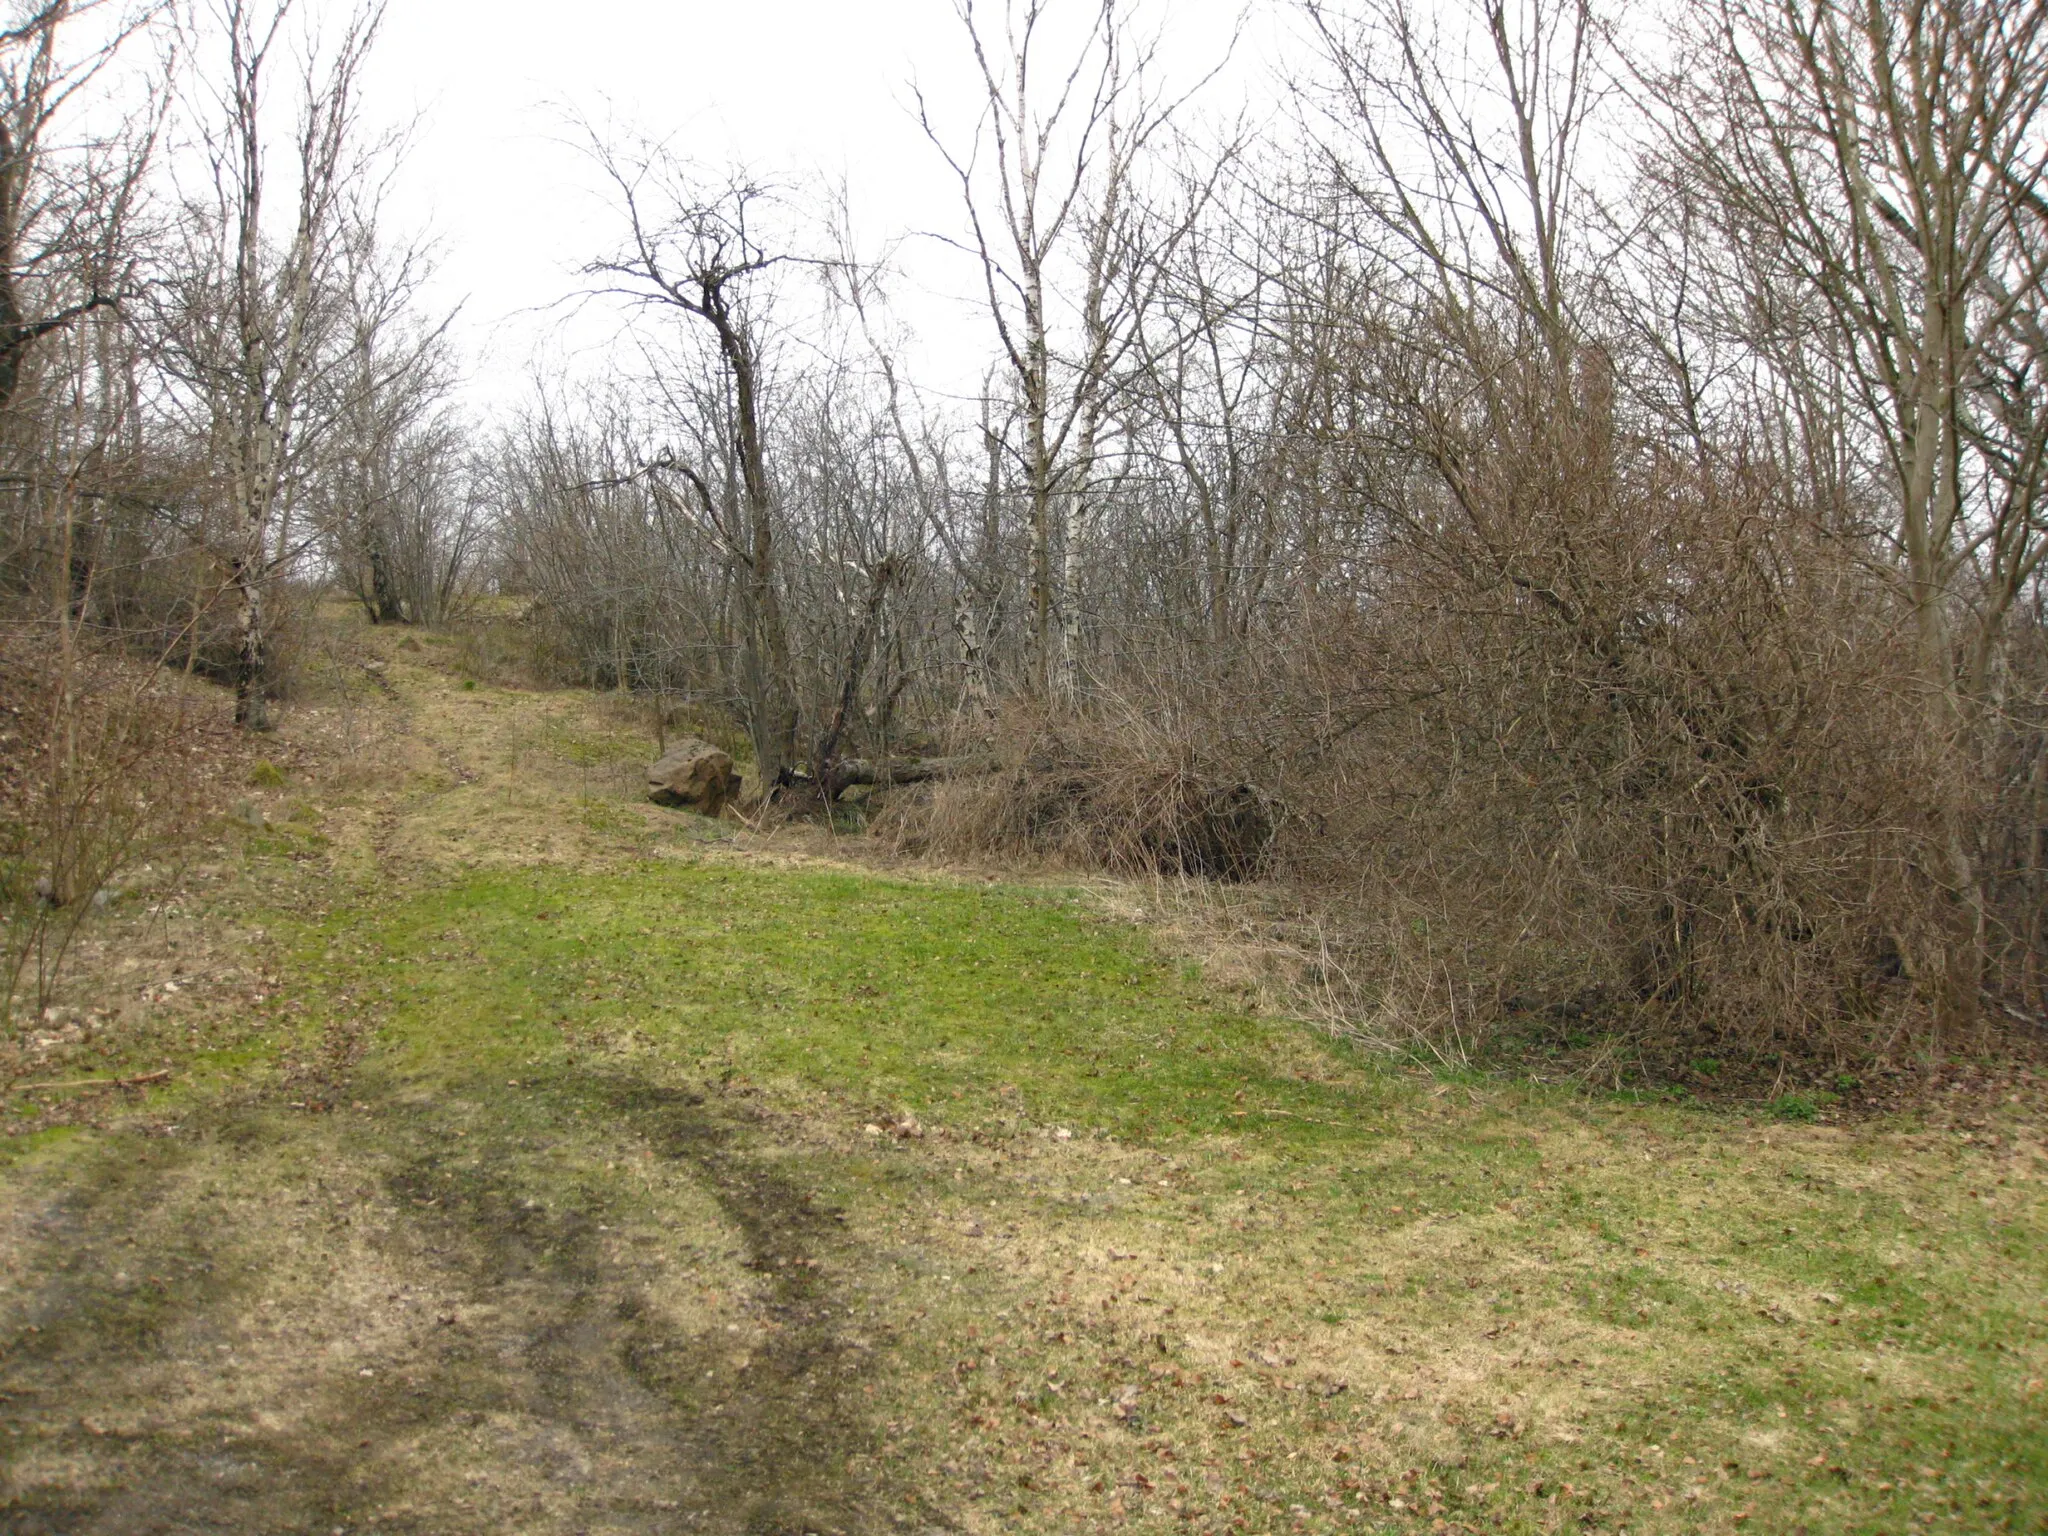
[0, 1079, 949, 1535]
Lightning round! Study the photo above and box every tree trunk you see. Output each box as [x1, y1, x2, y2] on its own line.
[231, 543, 269, 729]
[367, 534, 404, 624]
[699, 292, 796, 789]
[1024, 268, 1054, 699]
[232, 410, 278, 730]
[813, 560, 894, 799]
[955, 589, 1000, 725]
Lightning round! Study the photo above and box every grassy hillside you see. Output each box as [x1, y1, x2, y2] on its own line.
[2, 619, 2043, 1535]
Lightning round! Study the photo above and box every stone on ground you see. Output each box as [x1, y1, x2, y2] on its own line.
[647, 739, 740, 815]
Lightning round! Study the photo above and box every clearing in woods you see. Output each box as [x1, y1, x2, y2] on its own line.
[1, 618, 2045, 1536]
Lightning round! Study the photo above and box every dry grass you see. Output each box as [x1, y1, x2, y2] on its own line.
[2, 607, 2043, 1536]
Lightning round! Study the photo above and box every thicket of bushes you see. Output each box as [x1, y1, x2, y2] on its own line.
[487, 0, 2048, 1075]
[897, 359, 2048, 1072]
[4, 0, 2045, 1081]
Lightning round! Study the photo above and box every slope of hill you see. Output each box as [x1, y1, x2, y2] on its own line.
[2, 615, 2043, 1535]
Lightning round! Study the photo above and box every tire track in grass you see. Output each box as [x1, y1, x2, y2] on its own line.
[604, 1078, 957, 1536]
[377, 1074, 957, 1536]
[0, 1071, 955, 1536]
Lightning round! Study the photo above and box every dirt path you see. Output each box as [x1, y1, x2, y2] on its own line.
[0, 631, 945, 1536]
[1, 1081, 935, 1535]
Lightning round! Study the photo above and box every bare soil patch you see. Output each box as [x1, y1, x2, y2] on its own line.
[0, 1071, 945, 1535]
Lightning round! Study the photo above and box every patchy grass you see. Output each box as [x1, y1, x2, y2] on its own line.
[3, 614, 2045, 1535]
[251, 859, 2048, 1534]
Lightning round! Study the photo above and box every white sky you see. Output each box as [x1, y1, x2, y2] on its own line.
[363, 0, 1288, 414]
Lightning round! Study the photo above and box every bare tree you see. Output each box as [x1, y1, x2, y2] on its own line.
[582, 143, 803, 785]
[0, 1, 161, 420]
[493, 394, 692, 694]
[1124, 160, 1300, 652]
[314, 222, 467, 624]
[160, 0, 385, 728]
[923, 0, 1201, 699]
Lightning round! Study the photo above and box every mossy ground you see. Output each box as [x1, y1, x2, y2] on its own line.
[2, 614, 2044, 1535]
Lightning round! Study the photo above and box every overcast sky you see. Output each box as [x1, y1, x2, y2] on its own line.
[361, 0, 1285, 413]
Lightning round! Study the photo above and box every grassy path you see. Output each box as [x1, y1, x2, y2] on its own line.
[2, 619, 2045, 1535]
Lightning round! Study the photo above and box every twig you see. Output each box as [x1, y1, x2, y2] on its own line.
[1229, 1107, 1346, 1127]
[11, 1069, 171, 1094]
[1984, 994, 2048, 1030]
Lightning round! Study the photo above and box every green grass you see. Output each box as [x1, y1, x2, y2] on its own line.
[254, 856, 2048, 1536]
[322, 862, 1375, 1141]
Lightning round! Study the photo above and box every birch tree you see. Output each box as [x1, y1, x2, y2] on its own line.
[924, 0, 1192, 700]
[165, 0, 383, 729]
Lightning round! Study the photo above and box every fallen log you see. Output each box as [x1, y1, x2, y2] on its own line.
[820, 754, 996, 793]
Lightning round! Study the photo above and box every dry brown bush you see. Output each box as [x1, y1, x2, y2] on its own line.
[901, 371, 1991, 1077]
[1986, 627, 2048, 1017]
[894, 701, 1284, 883]
[0, 631, 216, 1030]
[1295, 446, 1948, 1069]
